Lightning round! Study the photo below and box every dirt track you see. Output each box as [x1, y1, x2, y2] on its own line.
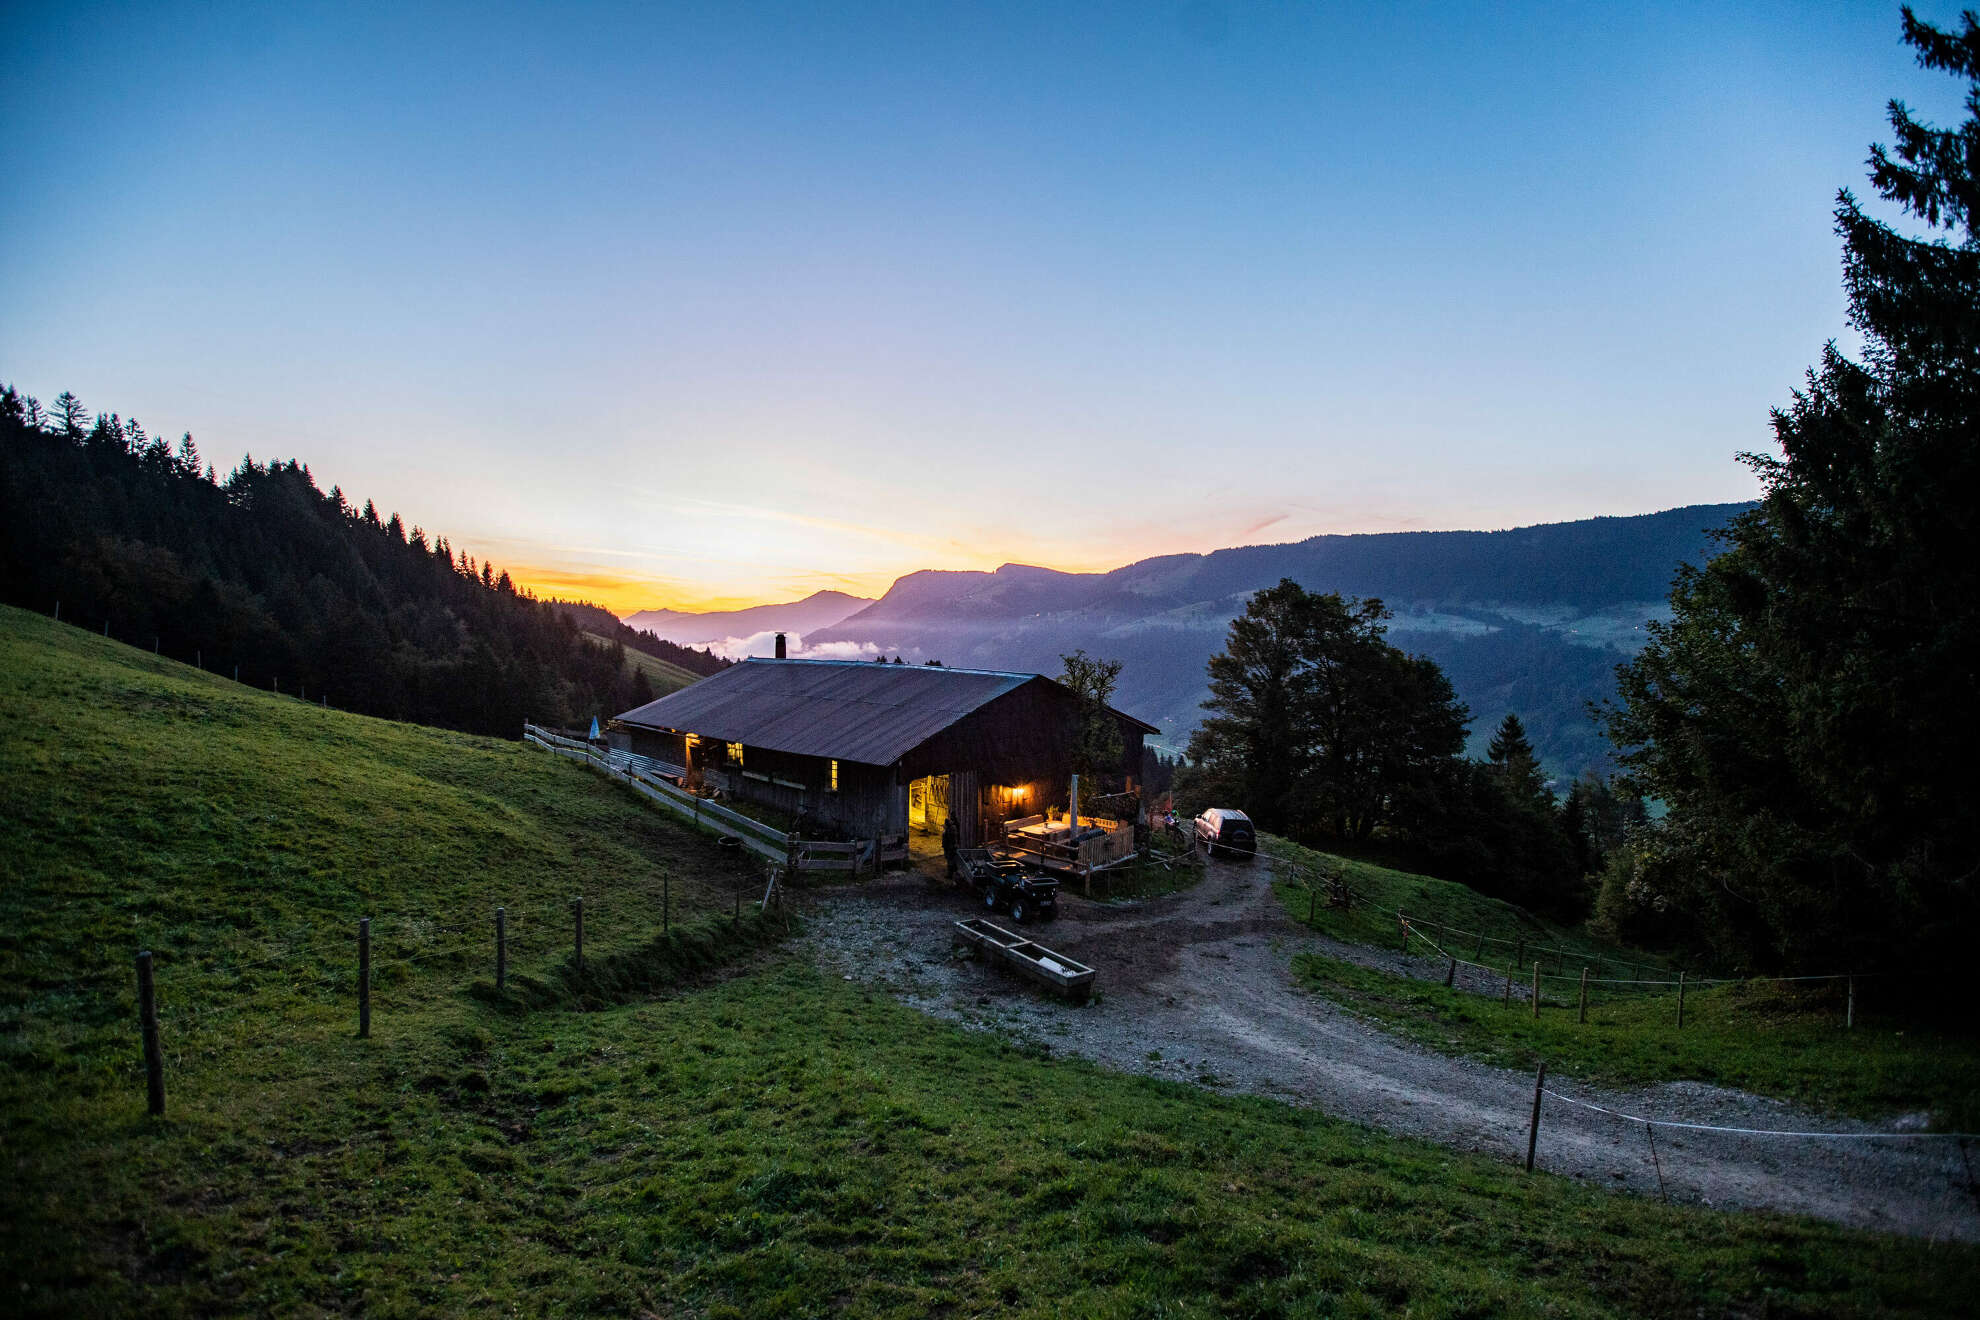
[803, 858, 1980, 1242]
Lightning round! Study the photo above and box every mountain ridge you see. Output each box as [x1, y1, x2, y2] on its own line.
[624, 589, 874, 645]
[808, 503, 1753, 780]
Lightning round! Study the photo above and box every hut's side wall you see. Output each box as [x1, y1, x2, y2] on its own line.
[900, 679, 1148, 842]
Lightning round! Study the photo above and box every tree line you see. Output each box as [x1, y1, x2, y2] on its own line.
[1176, 580, 1629, 918]
[1179, 11, 1980, 978]
[1599, 10, 1980, 978]
[0, 391, 723, 738]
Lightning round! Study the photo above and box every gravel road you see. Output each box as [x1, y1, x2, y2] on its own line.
[802, 858, 1979, 1242]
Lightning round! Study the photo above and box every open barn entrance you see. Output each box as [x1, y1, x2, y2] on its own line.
[909, 770, 983, 852]
[908, 774, 950, 836]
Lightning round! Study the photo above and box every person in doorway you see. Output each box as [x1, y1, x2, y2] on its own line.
[941, 814, 959, 879]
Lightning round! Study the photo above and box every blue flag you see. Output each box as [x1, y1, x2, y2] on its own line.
[589, 716, 601, 741]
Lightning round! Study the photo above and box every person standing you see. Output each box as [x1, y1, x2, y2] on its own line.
[941, 814, 959, 879]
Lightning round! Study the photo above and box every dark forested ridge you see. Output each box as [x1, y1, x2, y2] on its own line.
[545, 600, 728, 678]
[0, 383, 697, 737]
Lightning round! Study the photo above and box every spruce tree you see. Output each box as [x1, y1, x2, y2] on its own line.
[1605, 11, 1980, 971]
[52, 391, 86, 439]
[1486, 713, 1546, 807]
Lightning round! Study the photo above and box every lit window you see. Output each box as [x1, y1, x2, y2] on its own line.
[727, 742, 744, 766]
[829, 759, 839, 792]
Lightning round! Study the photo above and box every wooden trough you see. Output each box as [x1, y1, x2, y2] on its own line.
[952, 917, 1095, 1004]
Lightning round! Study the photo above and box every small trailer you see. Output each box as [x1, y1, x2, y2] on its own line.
[952, 917, 1095, 1004]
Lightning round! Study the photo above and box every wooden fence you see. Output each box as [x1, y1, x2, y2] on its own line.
[523, 724, 902, 876]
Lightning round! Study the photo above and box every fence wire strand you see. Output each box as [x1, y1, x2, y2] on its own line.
[1539, 1085, 1980, 1141]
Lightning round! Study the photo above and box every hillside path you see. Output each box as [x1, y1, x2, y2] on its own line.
[802, 859, 1979, 1242]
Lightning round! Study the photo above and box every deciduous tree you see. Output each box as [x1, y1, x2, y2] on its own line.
[1059, 648, 1126, 784]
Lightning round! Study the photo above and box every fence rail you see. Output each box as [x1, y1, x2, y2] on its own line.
[524, 723, 787, 860]
[523, 724, 902, 876]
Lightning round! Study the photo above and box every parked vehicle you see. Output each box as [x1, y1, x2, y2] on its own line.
[955, 848, 1060, 923]
[1193, 807, 1257, 859]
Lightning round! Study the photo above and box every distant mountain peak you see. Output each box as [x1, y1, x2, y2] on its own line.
[806, 501, 1754, 781]
[623, 589, 875, 646]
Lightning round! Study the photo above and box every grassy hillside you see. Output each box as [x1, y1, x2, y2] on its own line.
[1263, 833, 1664, 973]
[2, 606, 1974, 1316]
[0, 606, 764, 1006]
[1263, 834, 1979, 1128]
[582, 629, 702, 697]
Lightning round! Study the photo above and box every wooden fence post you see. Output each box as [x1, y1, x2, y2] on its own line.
[495, 907, 507, 991]
[573, 898, 584, 976]
[357, 917, 371, 1039]
[1577, 967, 1589, 1024]
[1531, 961, 1541, 1019]
[1502, 965, 1513, 1006]
[136, 951, 165, 1116]
[1676, 970, 1686, 1030]
[1444, 957, 1456, 988]
[1525, 1060, 1547, 1172]
[1515, 936, 1525, 970]
[1308, 879, 1318, 924]
[1846, 975, 1855, 1029]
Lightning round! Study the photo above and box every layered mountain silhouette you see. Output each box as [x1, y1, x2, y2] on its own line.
[624, 589, 874, 647]
[630, 504, 1751, 781]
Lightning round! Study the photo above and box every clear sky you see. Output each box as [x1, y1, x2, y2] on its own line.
[3, 2, 1965, 613]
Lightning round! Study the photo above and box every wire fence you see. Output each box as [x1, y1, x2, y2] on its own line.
[1523, 1064, 1980, 1207]
[1249, 840, 1940, 1032]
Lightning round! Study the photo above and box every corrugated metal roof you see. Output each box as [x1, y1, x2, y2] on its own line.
[613, 659, 1041, 766]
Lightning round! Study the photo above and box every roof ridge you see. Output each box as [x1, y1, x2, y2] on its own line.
[741, 656, 1038, 680]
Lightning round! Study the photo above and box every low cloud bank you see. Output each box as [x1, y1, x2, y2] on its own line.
[705, 630, 907, 662]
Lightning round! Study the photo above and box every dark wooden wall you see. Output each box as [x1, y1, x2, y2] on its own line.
[615, 678, 1145, 847]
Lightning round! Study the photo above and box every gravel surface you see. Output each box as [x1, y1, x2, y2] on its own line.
[802, 859, 1980, 1242]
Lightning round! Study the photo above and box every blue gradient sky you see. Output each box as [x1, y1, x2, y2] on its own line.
[3, 2, 1963, 611]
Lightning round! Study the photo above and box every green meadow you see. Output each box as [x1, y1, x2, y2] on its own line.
[2, 605, 1972, 1316]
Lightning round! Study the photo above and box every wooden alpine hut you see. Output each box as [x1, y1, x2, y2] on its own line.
[607, 647, 1154, 850]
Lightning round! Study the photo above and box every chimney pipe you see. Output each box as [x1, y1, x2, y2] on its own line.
[774, 632, 787, 659]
